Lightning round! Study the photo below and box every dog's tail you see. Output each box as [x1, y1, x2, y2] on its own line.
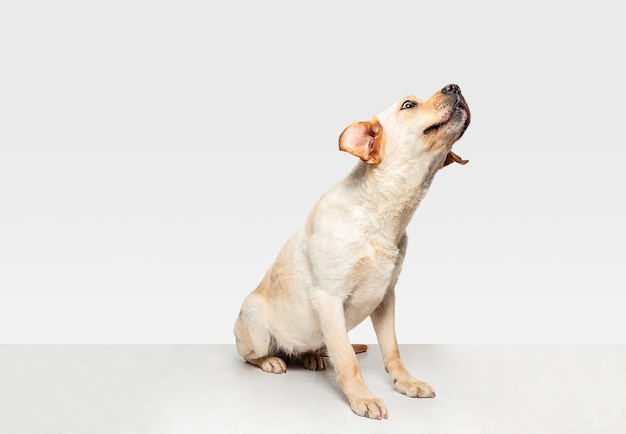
[352, 344, 368, 354]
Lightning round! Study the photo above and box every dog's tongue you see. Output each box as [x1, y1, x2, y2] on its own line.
[443, 151, 468, 167]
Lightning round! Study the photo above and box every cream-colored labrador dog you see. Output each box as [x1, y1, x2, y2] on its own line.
[234, 84, 470, 419]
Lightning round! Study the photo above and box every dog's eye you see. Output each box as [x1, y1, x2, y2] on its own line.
[401, 100, 416, 110]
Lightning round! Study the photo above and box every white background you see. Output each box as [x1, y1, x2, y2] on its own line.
[1, 0, 624, 344]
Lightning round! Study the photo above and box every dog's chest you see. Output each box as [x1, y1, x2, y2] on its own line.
[342, 243, 402, 330]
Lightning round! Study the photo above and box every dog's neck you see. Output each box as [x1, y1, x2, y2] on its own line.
[346, 150, 448, 245]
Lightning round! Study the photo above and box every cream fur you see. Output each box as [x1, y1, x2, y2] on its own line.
[234, 84, 470, 419]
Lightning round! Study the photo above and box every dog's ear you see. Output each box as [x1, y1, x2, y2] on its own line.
[338, 118, 384, 164]
[442, 151, 468, 168]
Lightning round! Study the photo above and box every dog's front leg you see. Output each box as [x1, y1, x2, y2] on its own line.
[311, 291, 388, 419]
[370, 288, 436, 399]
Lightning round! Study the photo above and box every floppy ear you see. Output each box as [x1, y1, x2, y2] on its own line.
[338, 118, 384, 164]
[442, 151, 469, 168]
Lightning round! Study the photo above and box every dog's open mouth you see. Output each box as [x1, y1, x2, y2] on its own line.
[423, 101, 471, 136]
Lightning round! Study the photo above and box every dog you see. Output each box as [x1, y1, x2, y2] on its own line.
[234, 84, 470, 419]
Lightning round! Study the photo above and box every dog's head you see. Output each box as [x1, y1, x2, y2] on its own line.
[339, 84, 470, 168]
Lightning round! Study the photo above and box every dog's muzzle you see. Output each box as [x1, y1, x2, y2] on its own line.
[441, 83, 471, 136]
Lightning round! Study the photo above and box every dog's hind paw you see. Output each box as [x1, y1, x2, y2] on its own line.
[302, 353, 327, 371]
[254, 356, 287, 374]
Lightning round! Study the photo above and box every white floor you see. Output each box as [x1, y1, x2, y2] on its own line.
[1, 345, 625, 434]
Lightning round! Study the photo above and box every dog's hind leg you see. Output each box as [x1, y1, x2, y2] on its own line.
[234, 294, 287, 374]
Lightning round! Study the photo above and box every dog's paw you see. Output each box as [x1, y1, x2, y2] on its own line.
[259, 356, 287, 374]
[393, 377, 436, 398]
[350, 397, 388, 420]
[302, 353, 327, 371]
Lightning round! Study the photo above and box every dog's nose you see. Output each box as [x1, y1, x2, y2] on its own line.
[441, 84, 461, 95]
